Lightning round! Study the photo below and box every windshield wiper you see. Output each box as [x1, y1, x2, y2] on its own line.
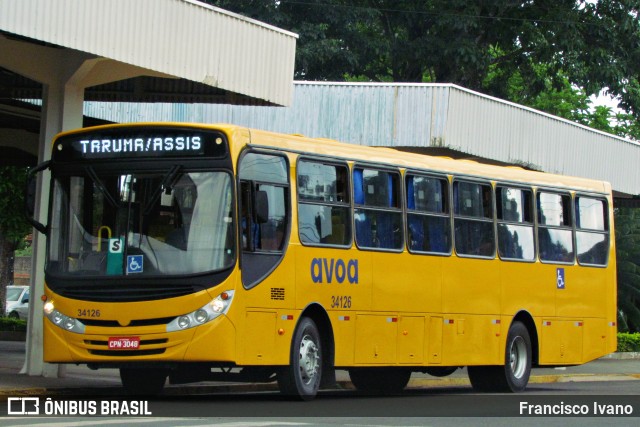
[85, 166, 118, 208]
[143, 165, 182, 215]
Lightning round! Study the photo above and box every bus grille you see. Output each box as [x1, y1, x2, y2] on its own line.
[81, 317, 175, 327]
[88, 349, 166, 357]
[56, 284, 196, 302]
[271, 287, 285, 300]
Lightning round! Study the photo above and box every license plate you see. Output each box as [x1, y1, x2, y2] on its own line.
[108, 336, 140, 350]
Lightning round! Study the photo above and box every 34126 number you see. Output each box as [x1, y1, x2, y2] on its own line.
[331, 295, 352, 309]
[77, 309, 100, 318]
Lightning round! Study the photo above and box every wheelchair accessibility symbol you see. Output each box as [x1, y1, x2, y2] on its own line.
[127, 255, 144, 274]
[556, 268, 565, 289]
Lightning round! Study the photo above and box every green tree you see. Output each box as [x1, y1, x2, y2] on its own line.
[0, 166, 31, 316]
[205, 0, 640, 116]
[490, 68, 640, 140]
[614, 207, 640, 333]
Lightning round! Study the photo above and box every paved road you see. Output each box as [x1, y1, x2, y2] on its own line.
[0, 339, 639, 426]
[1, 340, 639, 395]
[1, 382, 639, 425]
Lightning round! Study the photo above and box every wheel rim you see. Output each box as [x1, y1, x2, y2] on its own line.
[509, 336, 527, 379]
[298, 334, 320, 385]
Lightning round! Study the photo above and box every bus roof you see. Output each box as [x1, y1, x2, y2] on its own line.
[242, 126, 610, 195]
[54, 122, 610, 195]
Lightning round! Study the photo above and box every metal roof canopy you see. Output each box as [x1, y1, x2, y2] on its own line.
[90, 81, 639, 196]
[0, 0, 297, 106]
[0, 0, 297, 378]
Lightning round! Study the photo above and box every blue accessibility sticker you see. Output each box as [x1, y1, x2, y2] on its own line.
[127, 255, 144, 274]
[556, 268, 565, 289]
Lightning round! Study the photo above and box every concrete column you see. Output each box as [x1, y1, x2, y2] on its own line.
[23, 76, 84, 377]
[8, 40, 153, 378]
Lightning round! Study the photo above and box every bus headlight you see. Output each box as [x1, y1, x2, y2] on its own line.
[194, 309, 208, 324]
[44, 301, 55, 315]
[43, 301, 86, 334]
[178, 316, 191, 329]
[166, 290, 234, 332]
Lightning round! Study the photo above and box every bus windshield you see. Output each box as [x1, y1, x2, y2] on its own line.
[47, 167, 235, 277]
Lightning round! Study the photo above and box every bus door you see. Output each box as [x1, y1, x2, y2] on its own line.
[237, 152, 290, 288]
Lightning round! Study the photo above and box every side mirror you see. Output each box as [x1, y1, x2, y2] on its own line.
[255, 190, 269, 224]
[25, 160, 51, 235]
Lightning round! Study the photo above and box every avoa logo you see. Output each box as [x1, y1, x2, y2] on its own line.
[310, 258, 358, 284]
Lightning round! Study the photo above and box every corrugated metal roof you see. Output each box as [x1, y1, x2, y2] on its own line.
[0, 0, 297, 106]
[82, 82, 640, 195]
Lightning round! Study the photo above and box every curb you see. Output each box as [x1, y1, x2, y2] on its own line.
[403, 373, 640, 389]
[601, 352, 640, 360]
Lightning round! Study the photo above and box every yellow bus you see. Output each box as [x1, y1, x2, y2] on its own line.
[27, 123, 617, 399]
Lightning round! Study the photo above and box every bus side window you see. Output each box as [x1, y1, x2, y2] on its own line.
[297, 159, 351, 247]
[239, 181, 256, 251]
[537, 191, 574, 263]
[496, 186, 535, 261]
[453, 180, 494, 257]
[406, 174, 451, 254]
[255, 184, 286, 251]
[575, 196, 608, 266]
[354, 167, 403, 251]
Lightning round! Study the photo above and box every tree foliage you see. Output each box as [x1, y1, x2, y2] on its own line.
[493, 68, 640, 140]
[0, 166, 31, 315]
[615, 208, 640, 333]
[204, 0, 640, 117]
[0, 167, 30, 243]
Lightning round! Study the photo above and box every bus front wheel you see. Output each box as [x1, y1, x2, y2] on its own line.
[468, 321, 532, 392]
[278, 317, 322, 400]
[120, 367, 168, 395]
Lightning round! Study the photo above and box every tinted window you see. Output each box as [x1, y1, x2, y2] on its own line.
[497, 186, 535, 261]
[537, 191, 574, 263]
[297, 160, 351, 246]
[454, 181, 492, 219]
[354, 167, 403, 250]
[538, 192, 571, 227]
[408, 175, 447, 213]
[575, 196, 608, 266]
[453, 180, 494, 257]
[406, 174, 451, 254]
[239, 153, 288, 185]
[576, 197, 606, 231]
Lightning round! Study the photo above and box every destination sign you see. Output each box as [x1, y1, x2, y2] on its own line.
[53, 127, 227, 161]
[78, 135, 202, 156]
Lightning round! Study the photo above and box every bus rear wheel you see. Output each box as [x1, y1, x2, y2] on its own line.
[278, 317, 322, 400]
[120, 367, 168, 395]
[348, 367, 411, 394]
[468, 321, 531, 392]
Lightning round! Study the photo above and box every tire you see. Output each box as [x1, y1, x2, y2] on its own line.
[348, 367, 411, 395]
[8, 311, 19, 319]
[278, 317, 322, 400]
[120, 368, 168, 395]
[468, 321, 532, 392]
